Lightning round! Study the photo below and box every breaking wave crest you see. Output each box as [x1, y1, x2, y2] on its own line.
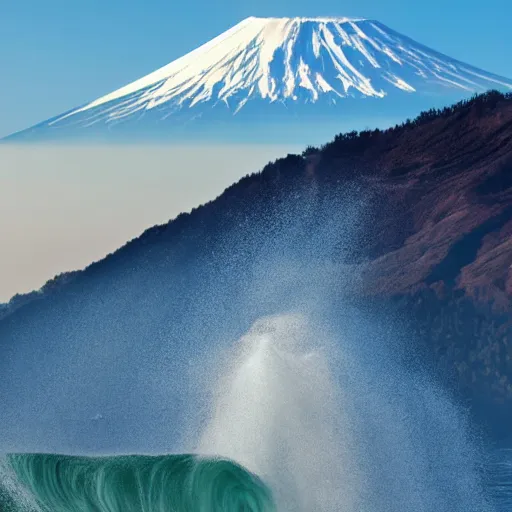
[0, 453, 275, 512]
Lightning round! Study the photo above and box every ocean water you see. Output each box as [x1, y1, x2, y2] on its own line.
[0, 454, 275, 512]
[487, 448, 512, 510]
[1, 189, 509, 511]
[1, 314, 508, 511]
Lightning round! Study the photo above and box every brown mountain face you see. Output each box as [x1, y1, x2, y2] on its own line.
[304, 91, 512, 431]
[307, 90, 512, 304]
[342, 97, 512, 303]
[1, 91, 511, 437]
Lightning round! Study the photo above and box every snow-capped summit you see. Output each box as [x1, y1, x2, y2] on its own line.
[6, 16, 512, 142]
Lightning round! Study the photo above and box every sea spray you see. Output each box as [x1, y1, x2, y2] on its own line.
[198, 313, 359, 511]
[0, 182, 502, 510]
[0, 456, 41, 512]
[0, 312, 499, 511]
[197, 312, 494, 512]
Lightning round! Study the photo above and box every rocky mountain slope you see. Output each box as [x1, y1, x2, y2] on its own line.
[1, 91, 511, 442]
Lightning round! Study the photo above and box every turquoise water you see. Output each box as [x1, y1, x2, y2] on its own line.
[1, 316, 509, 511]
[0, 453, 276, 512]
[2, 449, 511, 512]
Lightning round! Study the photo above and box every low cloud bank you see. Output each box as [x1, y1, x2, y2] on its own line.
[0, 143, 300, 302]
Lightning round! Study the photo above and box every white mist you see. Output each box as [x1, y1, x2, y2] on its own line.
[198, 313, 359, 512]
[197, 313, 493, 512]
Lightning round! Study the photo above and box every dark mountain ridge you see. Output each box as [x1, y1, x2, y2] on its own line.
[2, 91, 512, 444]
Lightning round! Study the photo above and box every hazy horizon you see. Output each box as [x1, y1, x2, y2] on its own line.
[0, 143, 301, 302]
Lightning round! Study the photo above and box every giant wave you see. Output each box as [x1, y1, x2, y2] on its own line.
[0, 454, 274, 512]
[0, 184, 510, 511]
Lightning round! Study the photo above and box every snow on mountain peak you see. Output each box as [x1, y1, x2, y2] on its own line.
[6, 16, 512, 140]
[68, 16, 375, 115]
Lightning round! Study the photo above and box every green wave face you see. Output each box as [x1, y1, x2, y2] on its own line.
[1, 453, 276, 512]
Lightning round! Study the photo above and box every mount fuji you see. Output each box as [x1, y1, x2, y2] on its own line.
[5, 16, 512, 143]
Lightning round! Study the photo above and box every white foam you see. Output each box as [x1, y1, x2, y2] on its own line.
[197, 313, 493, 512]
[197, 314, 360, 512]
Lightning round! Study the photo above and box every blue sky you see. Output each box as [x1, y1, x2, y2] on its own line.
[1, 0, 511, 137]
